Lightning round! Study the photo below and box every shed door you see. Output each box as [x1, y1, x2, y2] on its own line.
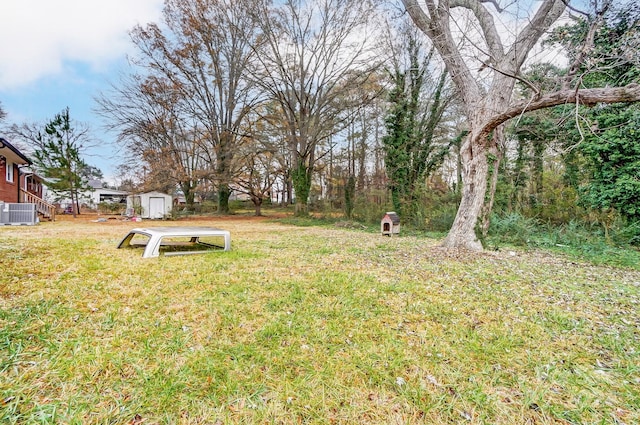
[149, 197, 165, 218]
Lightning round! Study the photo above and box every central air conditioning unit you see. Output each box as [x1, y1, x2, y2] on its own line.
[0, 202, 38, 225]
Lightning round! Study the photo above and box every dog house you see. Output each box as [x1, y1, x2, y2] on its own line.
[381, 211, 400, 236]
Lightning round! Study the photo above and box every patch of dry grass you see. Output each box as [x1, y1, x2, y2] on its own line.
[1, 215, 639, 424]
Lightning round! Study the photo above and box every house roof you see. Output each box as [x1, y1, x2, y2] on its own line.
[0, 137, 32, 165]
[95, 188, 129, 196]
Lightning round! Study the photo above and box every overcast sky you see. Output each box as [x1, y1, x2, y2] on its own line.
[0, 0, 164, 182]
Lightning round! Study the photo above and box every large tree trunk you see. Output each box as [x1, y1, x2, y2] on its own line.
[292, 157, 312, 217]
[252, 196, 262, 216]
[441, 133, 490, 250]
[218, 185, 231, 214]
[181, 182, 196, 211]
[285, 176, 292, 206]
[442, 85, 509, 250]
[216, 139, 232, 214]
[294, 199, 309, 216]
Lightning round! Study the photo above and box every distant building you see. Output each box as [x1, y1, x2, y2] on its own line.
[78, 179, 129, 208]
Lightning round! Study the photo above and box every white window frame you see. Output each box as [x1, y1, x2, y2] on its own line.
[5, 160, 14, 183]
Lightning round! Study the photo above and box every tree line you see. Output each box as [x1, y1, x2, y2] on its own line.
[2, 0, 639, 249]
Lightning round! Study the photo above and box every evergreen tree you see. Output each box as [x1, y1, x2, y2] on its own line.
[580, 105, 640, 223]
[33, 108, 93, 217]
[383, 69, 412, 215]
[550, 4, 640, 232]
[382, 34, 451, 220]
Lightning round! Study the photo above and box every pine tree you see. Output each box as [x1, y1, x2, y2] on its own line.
[33, 108, 92, 217]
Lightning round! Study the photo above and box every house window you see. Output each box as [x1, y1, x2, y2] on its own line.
[5, 161, 14, 183]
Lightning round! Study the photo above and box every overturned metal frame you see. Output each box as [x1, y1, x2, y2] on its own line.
[117, 226, 231, 258]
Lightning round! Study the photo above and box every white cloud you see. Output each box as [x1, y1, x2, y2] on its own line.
[0, 0, 163, 90]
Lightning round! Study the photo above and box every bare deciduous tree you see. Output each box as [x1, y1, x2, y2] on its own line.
[402, 0, 640, 250]
[233, 139, 280, 216]
[123, 0, 261, 213]
[97, 74, 208, 207]
[251, 0, 382, 216]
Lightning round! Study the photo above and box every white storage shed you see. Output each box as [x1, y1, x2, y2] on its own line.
[127, 191, 173, 219]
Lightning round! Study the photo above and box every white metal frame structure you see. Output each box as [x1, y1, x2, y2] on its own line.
[117, 226, 231, 258]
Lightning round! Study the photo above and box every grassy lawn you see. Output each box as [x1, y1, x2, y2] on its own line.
[1, 215, 639, 424]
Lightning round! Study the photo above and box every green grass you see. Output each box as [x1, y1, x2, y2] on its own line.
[1, 217, 639, 424]
[488, 213, 640, 269]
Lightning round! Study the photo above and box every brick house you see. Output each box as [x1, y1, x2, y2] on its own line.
[0, 137, 55, 220]
[0, 137, 31, 203]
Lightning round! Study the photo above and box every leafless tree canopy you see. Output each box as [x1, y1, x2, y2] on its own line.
[97, 0, 263, 211]
[248, 0, 383, 214]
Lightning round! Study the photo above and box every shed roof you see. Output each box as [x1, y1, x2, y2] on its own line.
[128, 191, 172, 197]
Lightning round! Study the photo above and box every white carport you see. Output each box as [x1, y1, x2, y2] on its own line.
[126, 191, 173, 219]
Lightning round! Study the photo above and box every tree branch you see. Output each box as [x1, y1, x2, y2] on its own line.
[563, 1, 612, 89]
[450, 0, 504, 61]
[484, 61, 540, 96]
[479, 83, 640, 138]
[401, 0, 432, 30]
[402, 0, 483, 104]
[505, 0, 566, 70]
